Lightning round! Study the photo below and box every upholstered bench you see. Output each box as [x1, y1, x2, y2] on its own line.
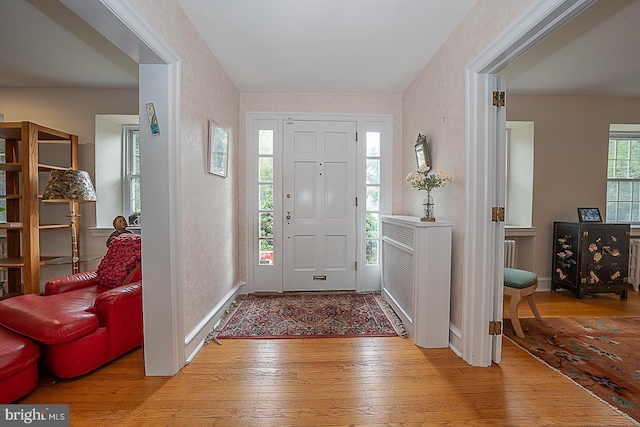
[504, 267, 542, 338]
[0, 326, 40, 403]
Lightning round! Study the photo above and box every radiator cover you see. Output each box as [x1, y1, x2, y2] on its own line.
[381, 215, 452, 348]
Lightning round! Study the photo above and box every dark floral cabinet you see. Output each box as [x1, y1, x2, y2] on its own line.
[552, 222, 630, 300]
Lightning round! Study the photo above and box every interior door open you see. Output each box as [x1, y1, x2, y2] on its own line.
[283, 120, 357, 291]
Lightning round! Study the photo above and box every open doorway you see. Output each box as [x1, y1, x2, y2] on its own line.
[463, 0, 599, 367]
[466, 0, 640, 366]
[61, 0, 184, 375]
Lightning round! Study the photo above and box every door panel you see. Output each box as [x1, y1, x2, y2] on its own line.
[283, 120, 357, 291]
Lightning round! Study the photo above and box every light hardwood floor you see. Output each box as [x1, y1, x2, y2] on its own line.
[16, 289, 640, 426]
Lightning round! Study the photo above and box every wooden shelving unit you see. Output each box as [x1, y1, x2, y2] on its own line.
[0, 121, 78, 297]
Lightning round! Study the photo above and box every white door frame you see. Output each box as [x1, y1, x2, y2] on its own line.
[61, 0, 185, 375]
[462, 0, 596, 366]
[246, 112, 393, 294]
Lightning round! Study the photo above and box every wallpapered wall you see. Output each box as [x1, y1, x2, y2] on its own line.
[128, 0, 241, 336]
[401, 0, 536, 331]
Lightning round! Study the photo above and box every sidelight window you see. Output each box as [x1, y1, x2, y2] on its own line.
[258, 130, 275, 265]
[365, 131, 381, 265]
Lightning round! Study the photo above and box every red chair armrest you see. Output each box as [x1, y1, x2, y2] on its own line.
[94, 282, 143, 358]
[94, 281, 142, 308]
[45, 271, 99, 295]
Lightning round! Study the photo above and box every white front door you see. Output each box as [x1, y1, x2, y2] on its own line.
[283, 120, 357, 291]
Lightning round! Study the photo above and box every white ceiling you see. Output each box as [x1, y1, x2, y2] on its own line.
[0, 0, 639, 97]
[504, 0, 640, 97]
[0, 0, 138, 89]
[176, 0, 478, 93]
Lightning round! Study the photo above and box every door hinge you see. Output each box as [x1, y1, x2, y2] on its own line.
[356, 132, 358, 142]
[355, 197, 358, 207]
[491, 207, 505, 222]
[489, 320, 502, 335]
[286, 117, 294, 124]
[355, 261, 358, 271]
[492, 91, 505, 107]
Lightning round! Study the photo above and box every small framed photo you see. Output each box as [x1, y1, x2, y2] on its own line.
[577, 207, 602, 222]
[208, 120, 229, 177]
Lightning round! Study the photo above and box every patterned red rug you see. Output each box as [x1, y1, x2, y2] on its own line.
[214, 292, 403, 339]
[504, 316, 640, 425]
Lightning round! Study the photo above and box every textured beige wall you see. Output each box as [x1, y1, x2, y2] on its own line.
[239, 93, 402, 280]
[402, 0, 536, 330]
[508, 94, 640, 282]
[129, 0, 240, 335]
[0, 87, 138, 286]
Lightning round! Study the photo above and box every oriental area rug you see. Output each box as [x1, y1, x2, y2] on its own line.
[209, 292, 406, 341]
[504, 316, 640, 425]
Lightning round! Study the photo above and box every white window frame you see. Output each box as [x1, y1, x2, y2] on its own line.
[123, 125, 140, 220]
[607, 132, 640, 223]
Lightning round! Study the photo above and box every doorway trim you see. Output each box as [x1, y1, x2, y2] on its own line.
[462, 0, 596, 366]
[61, 0, 185, 375]
[245, 112, 393, 294]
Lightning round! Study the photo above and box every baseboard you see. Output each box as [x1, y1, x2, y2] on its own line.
[537, 276, 551, 292]
[449, 322, 463, 357]
[184, 281, 245, 363]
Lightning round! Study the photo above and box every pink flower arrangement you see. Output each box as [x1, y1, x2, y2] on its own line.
[97, 234, 142, 288]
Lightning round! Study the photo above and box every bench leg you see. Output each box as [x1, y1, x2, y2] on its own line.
[527, 294, 542, 320]
[509, 294, 525, 339]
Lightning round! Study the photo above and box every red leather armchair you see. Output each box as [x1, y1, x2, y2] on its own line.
[0, 268, 142, 379]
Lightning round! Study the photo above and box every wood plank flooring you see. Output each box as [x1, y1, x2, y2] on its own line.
[16, 289, 640, 426]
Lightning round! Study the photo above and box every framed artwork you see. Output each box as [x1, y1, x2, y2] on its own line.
[414, 134, 431, 171]
[208, 120, 229, 177]
[577, 207, 602, 222]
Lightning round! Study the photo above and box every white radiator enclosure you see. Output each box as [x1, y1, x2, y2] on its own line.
[504, 239, 516, 268]
[380, 215, 452, 348]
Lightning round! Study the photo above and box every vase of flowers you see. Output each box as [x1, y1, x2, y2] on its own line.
[405, 165, 451, 222]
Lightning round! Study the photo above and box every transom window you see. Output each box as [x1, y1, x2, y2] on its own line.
[607, 133, 640, 222]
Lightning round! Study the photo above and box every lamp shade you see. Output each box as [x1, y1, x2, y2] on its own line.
[42, 169, 97, 202]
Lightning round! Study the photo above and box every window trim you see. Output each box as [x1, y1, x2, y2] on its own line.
[606, 132, 640, 223]
[123, 125, 140, 220]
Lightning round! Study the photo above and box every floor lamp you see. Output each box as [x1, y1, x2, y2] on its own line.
[42, 169, 97, 274]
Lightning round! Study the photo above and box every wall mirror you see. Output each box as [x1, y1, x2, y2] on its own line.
[208, 120, 229, 177]
[414, 134, 431, 171]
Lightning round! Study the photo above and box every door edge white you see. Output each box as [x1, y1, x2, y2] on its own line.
[462, 0, 597, 367]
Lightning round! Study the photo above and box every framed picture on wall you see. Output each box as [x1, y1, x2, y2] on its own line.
[577, 207, 602, 222]
[208, 120, 229, 177]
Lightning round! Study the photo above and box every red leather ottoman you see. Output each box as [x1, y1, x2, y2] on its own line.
[0, 327, 40, 403]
